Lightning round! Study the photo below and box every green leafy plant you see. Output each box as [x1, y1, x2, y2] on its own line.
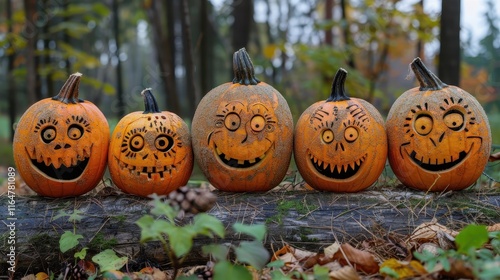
[415, 224, 500, 280]
[136, 193, 225, 278]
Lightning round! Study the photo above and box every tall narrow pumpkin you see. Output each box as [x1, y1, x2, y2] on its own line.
[294, 68, 387, 192]
[13, 73, 109, 197]
[191, 48, 293, 192]
[386, 58, 491, 191]
[108, 89, 193, 197]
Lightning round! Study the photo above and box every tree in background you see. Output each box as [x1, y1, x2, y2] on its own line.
[438, 0, 461, 86]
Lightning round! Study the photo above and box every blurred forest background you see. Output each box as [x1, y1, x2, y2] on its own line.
[0, 0, 499, 171]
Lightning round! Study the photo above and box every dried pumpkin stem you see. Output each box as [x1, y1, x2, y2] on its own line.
[52, 72, 84, 104]
[141, 88, 161, 114]
[232, 48, 261, 86]
[327, 68, 350, 102]
[411, 57, 448, 91]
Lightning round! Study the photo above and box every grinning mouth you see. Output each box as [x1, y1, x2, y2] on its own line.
[31, 157, 89, 180]
[114, 156, 180, 180]
[405, 145, 471, 172]
[309, 151, 367, 179]
[214, 144, 269, 168]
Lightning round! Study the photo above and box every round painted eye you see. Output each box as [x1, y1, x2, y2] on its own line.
[443, 110, 464, 131]
[67, 124, 83, 140]
[322, 129, 334, 144]
[224, 113, 241, 131]
[155, 135, 174, 152]
[129, 135, 144, 152]
[414, 114, 433, 136]
[344, 127, 359, 143]
[41, 127, 56, 143]
[251, 115, 266, 132]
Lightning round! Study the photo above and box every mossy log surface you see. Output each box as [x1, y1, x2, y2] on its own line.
[1, 189, 499, 274]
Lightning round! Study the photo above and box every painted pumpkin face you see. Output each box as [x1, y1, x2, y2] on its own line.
[108, 89, 193, 197]
[294, 69, 387, 192]
[13, 73, 109, 197]
[192, 48, 293, 191]
[386, 58, 491, 191]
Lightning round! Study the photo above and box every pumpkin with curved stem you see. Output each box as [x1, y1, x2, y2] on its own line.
[108, 88, 193, 197]
[13, 73, 109, 197]
[386, 58, 491, 191]
[191, 48, 293, 192]
[294, 68, 387, 192]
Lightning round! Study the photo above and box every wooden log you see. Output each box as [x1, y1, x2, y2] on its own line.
[1, 189, 499, 274]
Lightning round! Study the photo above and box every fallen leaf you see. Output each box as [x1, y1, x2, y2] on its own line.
[35, 272, 49, 280]
[332, 243, 379, 274]
[487, 223, 500, 232]
[380, 258, 427, 278]
[324, 242, 341, 258]
[329, 266, 360, 280]
[409, 220, 459, 242]
[20, 275, 35, 280]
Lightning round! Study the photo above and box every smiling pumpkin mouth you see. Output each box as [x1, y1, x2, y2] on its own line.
[114, 156, 181, 180]
[214, 144, 269, 168]
[309, 151, 367, 179]
[27, 147, 90, 180]
[405, 143, 472, 172]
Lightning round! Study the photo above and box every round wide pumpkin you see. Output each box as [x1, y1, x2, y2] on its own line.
[108, 89, 193, 197]
[191, 48, 293, 192]
[13, 73, 109, 197]
[386, 58, 491, 191]
[294, 68, 387, 192]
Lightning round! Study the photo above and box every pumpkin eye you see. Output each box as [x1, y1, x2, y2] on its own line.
[224, 113, 241, 131]
[414, 114, 433, 136]
[344, 127, 359, 143]
[67, 124, 84, 140]
[129, 135, 144, 152]
[251, 115, 266, 132]
[443, 110, 464, 131]
[155, 134, 174, 152]
[41, 127, 57, 143]
[322, 129, 334, 144]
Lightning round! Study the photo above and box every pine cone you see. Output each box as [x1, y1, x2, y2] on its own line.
[60, 262, 87, 280]
[166, 186, 217, 217]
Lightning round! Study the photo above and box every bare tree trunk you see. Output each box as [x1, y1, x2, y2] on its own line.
[23, 0, 39, 104]
[181, 0, 199, 118]
[7, 0, 16, 142]
[438, 0, 461, 85]
[112, 0, 125, 117]
[231, 0, 253, 51]
[340, 0, 355, 68]
[199, 0, 215, 97]
[63, 0, 71, 75]
[324, 0, 334, 46]
[415, 0, 424, 59]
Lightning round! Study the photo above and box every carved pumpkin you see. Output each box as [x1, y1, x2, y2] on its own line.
[191, 48, 293, 191]
[386, 58, 491, 191]
[294, 68, 387, 192]
[108, 89, 193, 197]
[13, 73, 109, 197]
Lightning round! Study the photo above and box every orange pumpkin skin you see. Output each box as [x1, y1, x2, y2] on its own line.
[108, 89, 193, 197]
[386, 58, 491, 191]
[192, 48, 293, 192]
[294, 69, 387, 192]
[13, 73, 109, 197]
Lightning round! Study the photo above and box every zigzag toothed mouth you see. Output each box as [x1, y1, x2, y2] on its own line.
[309, 151, 367, 179]
[27, 147, 90, 180]
[214, 144, 268, 168]
[114, 156, 180, 180]
[405, 146, 470, 172]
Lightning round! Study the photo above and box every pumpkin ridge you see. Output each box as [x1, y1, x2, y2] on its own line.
[411, 57, 448, 91]
[232, 48, 261, 86]
[326, 68, 350, 102]
[141, 88, 161, 114]
[52, 72, 84, 104]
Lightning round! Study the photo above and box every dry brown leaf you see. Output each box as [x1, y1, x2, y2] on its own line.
[329, 266, 360, 280]
[35, 272, 49, 280]
[409, 219, 459, 242]
[20, 275, 36, 280]
[271, 244, 294, 262]
[487, 223, 500, 232]
[324, 242, 341, 258]
[332, 243, 379, 274]
[380, 258, 427, 278]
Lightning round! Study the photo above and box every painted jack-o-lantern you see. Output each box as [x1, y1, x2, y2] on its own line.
[386, 58, 491, 191]
[13, 73, 109, 197]
[192, 48, 293, 192]
[294, 68, 387, 192]
[108, 89, 193, 197]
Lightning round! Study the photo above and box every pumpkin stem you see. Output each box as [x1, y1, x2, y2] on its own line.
[232, 48, 261, 85]
[411, 57, 448, 91]
[326, 68, 350, 102]
[141, 88, 161, 114]
[52, 72, 84, 104]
